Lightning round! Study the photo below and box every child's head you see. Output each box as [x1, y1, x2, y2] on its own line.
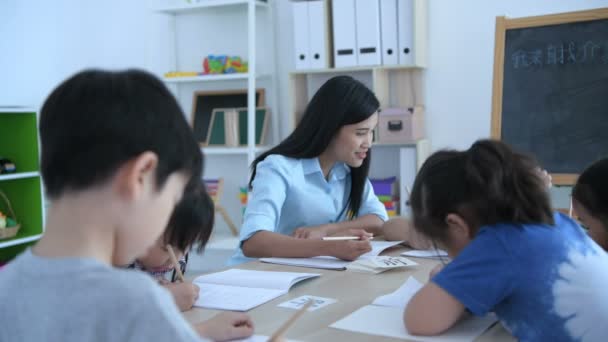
[252, 75, 380, 217]
[39, 69, 202, 264]
[572, 158, 608, 249]
[409, 139, 554, 256]
[137, 182, 215, 270]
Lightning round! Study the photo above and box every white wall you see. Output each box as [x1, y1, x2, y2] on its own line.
[0, 0, 165, 108]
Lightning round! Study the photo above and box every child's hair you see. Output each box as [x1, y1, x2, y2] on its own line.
[39, 69, 202, 199]
[163, 181, 215, 253]
[572, 158, 608, 228]
[250, 75, 379, 218]
[410, 139, 554, 243]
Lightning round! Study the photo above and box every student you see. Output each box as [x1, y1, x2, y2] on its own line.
[229, 76, 388, 265]
[0, 69, 253, 342]
[403, 139, 608, 341]
[129, 182, 214, 311]
[572, 157, 608, 251]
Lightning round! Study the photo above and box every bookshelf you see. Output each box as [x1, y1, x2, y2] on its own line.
[0, 107, 45, 261]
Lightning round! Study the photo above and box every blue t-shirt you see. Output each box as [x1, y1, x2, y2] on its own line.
[229, 155, 388, 265]
[433, 212, 608, 341]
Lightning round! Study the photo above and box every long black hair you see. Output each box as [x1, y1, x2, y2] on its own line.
[163, 180, 214, 253]
[250, 76, 379, 218]
[410, 139, 554, 243]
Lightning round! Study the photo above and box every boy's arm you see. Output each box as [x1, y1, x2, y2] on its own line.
[404, 282, 467, 335]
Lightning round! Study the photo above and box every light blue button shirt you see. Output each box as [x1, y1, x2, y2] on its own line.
[228, 155, 388, 265]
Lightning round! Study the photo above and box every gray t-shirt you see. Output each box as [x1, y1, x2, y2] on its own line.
[0, 249, 205, 342]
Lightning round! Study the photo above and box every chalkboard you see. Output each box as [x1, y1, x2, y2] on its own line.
[491, 9, 608, 184]
[191, 89, 265, 145]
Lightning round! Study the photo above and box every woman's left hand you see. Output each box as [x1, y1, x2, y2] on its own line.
[293, 224, 334, 239]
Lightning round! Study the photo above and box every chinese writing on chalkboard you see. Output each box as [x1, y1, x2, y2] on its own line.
[511, 40, 608, 68]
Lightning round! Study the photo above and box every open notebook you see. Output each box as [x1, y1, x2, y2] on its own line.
[260, 240, 404, 270]
[330, 277, 498, 341]
[193, 269, 320, 311]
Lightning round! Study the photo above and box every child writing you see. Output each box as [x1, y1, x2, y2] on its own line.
[572, 157, 608, 251]
[229, 76, 388, 265]
[129, 182, 214, 311]
[403, 139, 608, 341]
[0, 69, 253, 342]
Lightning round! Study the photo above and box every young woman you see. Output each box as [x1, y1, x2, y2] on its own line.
[229, 76, 388, 265]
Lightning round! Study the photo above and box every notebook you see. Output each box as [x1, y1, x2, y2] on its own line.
[260, 240, 404, 270]
[401, 249, 449, 259]
[330, 277, 497, 341]
[193, 269, 320, 311]
[346, 256, 418, 274]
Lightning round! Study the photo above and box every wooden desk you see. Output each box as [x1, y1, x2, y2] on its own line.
[184, 247, 515, 341]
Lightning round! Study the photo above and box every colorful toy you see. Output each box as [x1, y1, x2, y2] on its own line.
[0, 158, 16, 174]
[203, 55, 248, 74]
[203, 55, 228, 74]
[224, 56, 248, 74]
[0, 211, 15, 229]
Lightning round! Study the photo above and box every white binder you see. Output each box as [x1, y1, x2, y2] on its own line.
[355, 0, 381, 66]
[397, 0, 414, 65]
[292, 1, 310, 70]
[308, 0, 328, 69]
[332, 0, 358, 67]
[380, 0, 399, 65]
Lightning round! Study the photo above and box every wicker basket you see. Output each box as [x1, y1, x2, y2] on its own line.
[0, 190, 21, 239]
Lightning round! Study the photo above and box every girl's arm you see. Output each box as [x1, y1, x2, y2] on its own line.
[404, 282, 467, 335]
[242, 230, 372, 260]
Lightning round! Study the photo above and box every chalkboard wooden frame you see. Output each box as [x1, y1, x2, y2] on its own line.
[191, 89, 265, 146]
[491, 8, 608, 185]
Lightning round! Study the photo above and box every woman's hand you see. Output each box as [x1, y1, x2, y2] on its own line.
[293, 224, 335, 239]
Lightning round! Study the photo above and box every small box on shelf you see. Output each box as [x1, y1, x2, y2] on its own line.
[377, 106, 424, 144]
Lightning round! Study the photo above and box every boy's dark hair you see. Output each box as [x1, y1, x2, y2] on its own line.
[250, 76, 379, 218]
[410, 139, 554, 243]
[573, 158, 608, 229]
[163, 181, 214, 253]
[39, 69, 202, 198]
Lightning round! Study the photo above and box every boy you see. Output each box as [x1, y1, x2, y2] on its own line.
[0, 69, 253, 341]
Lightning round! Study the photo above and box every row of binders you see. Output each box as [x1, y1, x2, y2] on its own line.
[292, 0, 417, 69]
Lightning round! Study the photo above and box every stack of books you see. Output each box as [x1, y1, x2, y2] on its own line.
[371, 177, 399, 217]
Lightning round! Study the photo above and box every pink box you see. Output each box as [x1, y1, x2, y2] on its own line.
[377, 106, 425, 144]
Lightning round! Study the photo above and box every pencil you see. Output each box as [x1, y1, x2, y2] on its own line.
[268, 299, 313, 342]
[322, 236, 374, 241]
[568, 197, 573, 218]
[167, 245, 185, 282]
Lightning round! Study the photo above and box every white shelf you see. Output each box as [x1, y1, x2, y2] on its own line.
[163, 73, 268, 84]
[290, 65, 424, 75]
[202, 146, 270, 155]
[0, 172, 40, 182]
[0, 234, 42, 249]
[0, 106, 36, 114]
[156, 0, 268, 14]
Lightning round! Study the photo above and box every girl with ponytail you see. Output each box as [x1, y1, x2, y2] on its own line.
[403, 139, 608, 341]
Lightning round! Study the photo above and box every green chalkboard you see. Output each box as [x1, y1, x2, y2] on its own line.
[238, 108, 268, 145]
[207, 110, 227, 145]
[492, 9, 608, 184]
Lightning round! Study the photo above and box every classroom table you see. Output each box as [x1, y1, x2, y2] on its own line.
[183, 246, 515, 342]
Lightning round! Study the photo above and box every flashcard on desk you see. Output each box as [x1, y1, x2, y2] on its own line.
[278, 295, 337, 311]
